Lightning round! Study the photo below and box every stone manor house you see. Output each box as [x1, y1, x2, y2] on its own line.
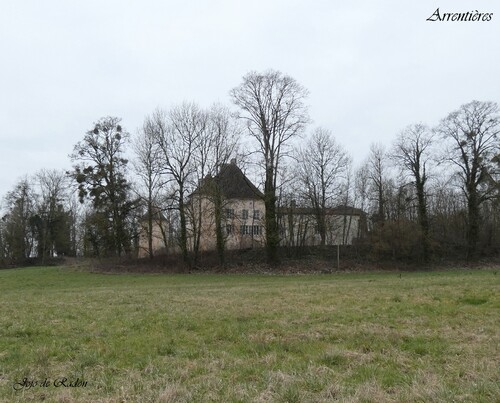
[138, 160, 365, 257]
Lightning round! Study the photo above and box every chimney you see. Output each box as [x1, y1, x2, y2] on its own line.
[230, 158, 237, 165]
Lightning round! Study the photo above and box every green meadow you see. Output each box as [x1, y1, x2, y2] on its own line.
[0, 267, 498, 402]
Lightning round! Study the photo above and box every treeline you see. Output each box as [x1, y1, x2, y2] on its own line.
[1, 69, 499, 268]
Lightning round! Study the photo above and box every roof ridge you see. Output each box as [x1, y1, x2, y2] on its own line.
[194, 162, 264, 200]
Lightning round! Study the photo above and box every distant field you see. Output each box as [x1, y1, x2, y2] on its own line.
[0, 267, 498, 402]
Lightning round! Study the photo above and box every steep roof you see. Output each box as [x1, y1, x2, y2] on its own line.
[195, 161, 264, 200]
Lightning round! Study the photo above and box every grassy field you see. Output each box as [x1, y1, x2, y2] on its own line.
[0, 267, 498, 402]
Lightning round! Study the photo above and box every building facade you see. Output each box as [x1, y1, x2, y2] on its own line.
[187, 160, 266, 252]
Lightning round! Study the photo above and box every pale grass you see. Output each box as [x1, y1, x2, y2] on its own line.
[157, 383, 191, 403]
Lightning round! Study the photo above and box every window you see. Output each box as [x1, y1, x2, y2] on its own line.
[240, 225, 262, 236]
[241, 209, 249, 220]
[253, 210, 260, 220]
[225, 208, 234, 219]
[226, 224, 233, 235]
[252, 225, 261, 235]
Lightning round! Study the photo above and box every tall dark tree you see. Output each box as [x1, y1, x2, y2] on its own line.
[2, 178, 36, 262]
[437, 100, 500, 258]
[231, 70, 309, 264]
[0, 216, 6, 264]
[392, 124, 434, 262]
[70, 117, 135, 257]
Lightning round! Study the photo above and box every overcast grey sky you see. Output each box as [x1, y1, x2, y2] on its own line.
[1, 1, 499, 199]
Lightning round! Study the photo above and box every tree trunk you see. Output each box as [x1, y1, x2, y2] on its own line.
[415, 181, 430, 263]
[214, 193, 225, 267]
[264, 183, 279, 265]
[467, 190, 480, 260]
[178, 187, 190, 269]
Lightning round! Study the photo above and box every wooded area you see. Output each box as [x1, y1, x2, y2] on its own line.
[1, 70, 499, 268]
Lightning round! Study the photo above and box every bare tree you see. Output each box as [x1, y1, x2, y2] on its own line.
[186, 107, 215, 266]
[33, 169, 73, 262]
[186, 104, 241, 267]
[133, 117, 164, 259]
[367, 143, 390, 225]
[204, 103, 240, 266]
[436, 100, 500, 258]
[295, 127, 351, 246]
[153, 103, 206, 267]
[355, 163, 370, 216]
[231, 70, 309, 264]
[338, 164, 357, 245]
[391, 123, 434, 262]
